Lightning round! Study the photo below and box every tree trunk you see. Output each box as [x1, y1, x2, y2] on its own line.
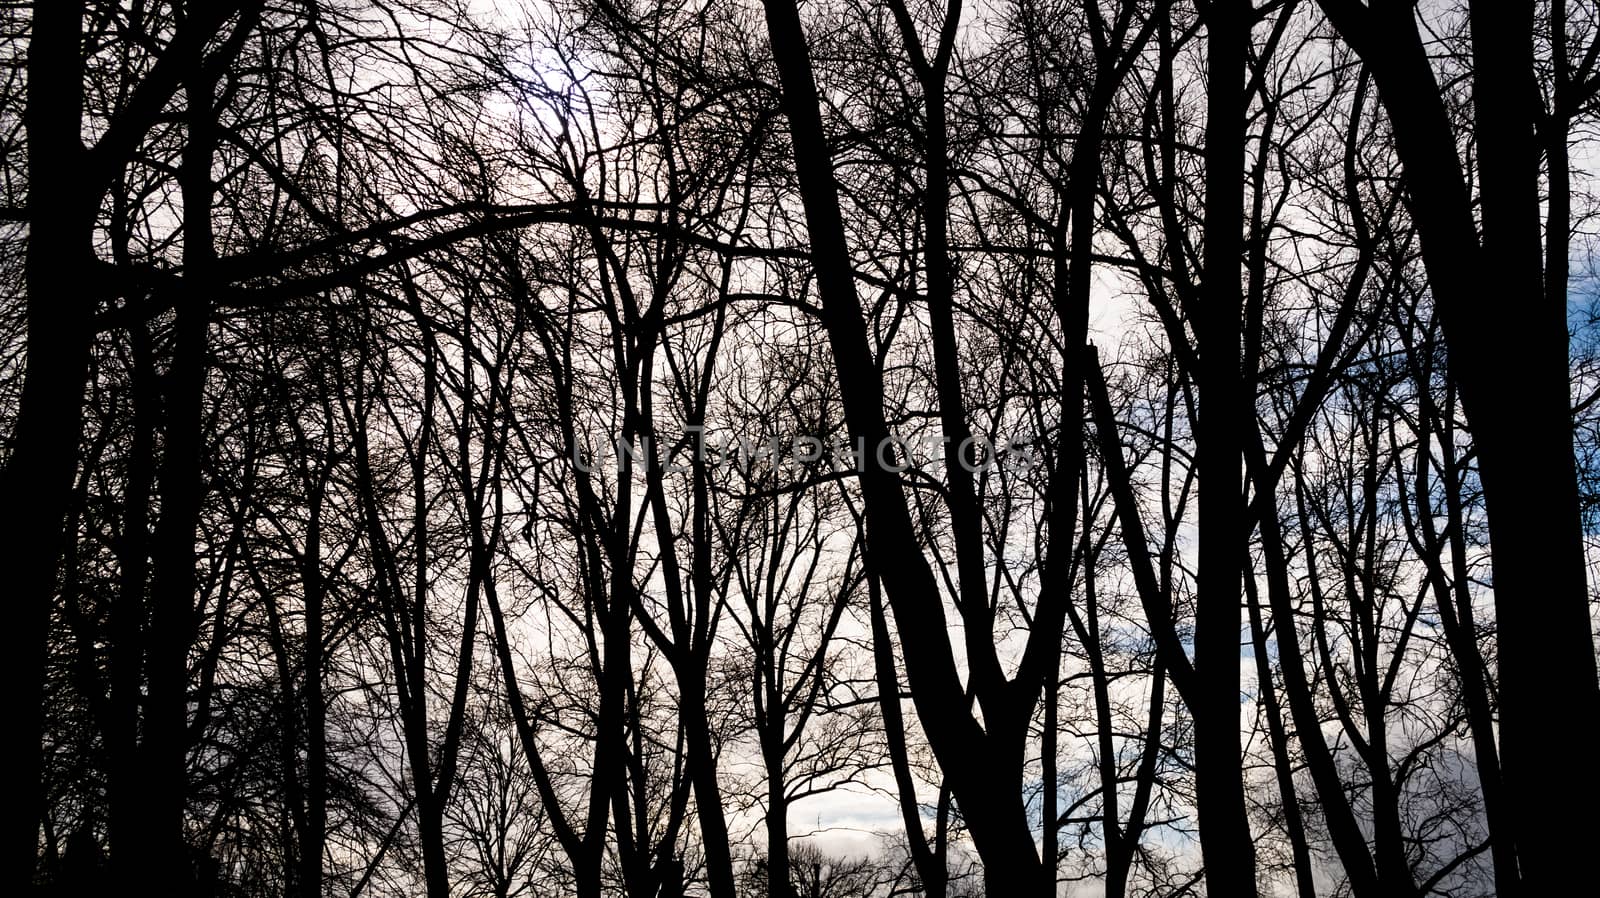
[3, 3, 90, 889]
[132, 62, 216, 896]
[109, 325, 155, 881]
[1196, 2, 1257, 894]
[765, 765, 793, 898]
[1317, 4, 1600, 890]
[757, 1, 1042, 884]
[1416, 387, 1518, 897]
[301, 468, 327, 898]
[867, 575, 946, 898]
[681, 666, 738, 898]
[1243, 578, 1317, 898]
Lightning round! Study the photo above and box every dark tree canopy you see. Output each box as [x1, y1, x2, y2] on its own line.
[3, 1, 1597, 896]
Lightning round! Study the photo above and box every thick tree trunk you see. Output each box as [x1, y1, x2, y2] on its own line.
[130, 61, 218, 897]
[416, 795, 452, 898]
[1461, 5, 1598, 890]
[1318, 4, 1600, 890]
[1196, 2, 1257, 894]
[680, 669, 738, 898]
[765, 762, 793, 898]
[3, 3, 90, 889]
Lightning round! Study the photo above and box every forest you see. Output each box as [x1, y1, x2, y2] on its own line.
[3, 0, 1599, 896]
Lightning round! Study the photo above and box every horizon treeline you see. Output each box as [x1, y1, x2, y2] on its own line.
[3, 1, 1599, 896]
